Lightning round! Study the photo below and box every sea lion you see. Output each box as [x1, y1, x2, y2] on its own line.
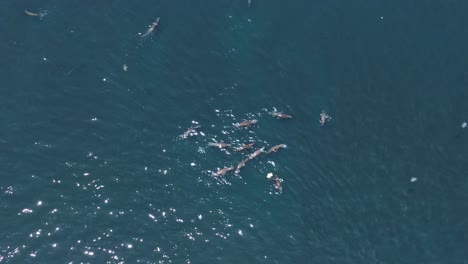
[320, 111, 331, 126]
[213, 166, 234, 177]
[273, 176, 282, 191]
[235, 143, 255, 152]
[235, 158, 249, 173]
[266, 144, 287, 154]
[269, 111, 292, 119]
[208, 142, 231, 148]
[267, 173, 282, 192]
[235, 119, 257, 128]
[141, 18, 160, 38]
[248, 147, 264, 160]
[25, 10, 40, 16]
[179, 125, 200, 139]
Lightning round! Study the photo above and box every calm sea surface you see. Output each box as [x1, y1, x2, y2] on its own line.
[1, 1, 468, 263]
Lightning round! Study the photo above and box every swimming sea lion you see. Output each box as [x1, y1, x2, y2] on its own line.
[273, 176, 282, 191]
[208, 142, 231, 148]
[25, 10, 40, 16]
[266, 144, 287, 154]
[141, 18, 160, 38]
[235, 143, 255, 152]
[235, 119, 257, 128]
[320, 111, 331, 126]
[179, 125, 200, 139]
[248, 147, 264, 160]
[267, 173, 282, 191]
[235, 158, 249, 173]
[269, 111, 292, 119]
[213, 166, 234, 177]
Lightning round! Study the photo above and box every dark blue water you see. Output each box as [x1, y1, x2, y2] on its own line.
[1, 1, 468, 263]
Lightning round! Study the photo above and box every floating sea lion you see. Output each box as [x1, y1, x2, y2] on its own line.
[269, 111, 292, 119]
[248, 147, 265, 160]
[235, 158, 249, 173]
[273, 177, 282, 191]
[208, 142, 231, 148]
[179, 125, 200, 139]
[267, 173, 282, 192]
[320, 111, 331, 126]
[235, 143, 255, 152]
[25, 10, 47, 18]
[235, 119, 257, 128]
[24, 10, 40, 16]
[213, 166, 234, 177]
[266, 144, 287, 154]
[141, 18, 160, 38]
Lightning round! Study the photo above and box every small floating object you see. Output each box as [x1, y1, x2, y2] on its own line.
[123, 64, 128, 71]
[462, 122, 467, 128]
[266, 173, 273, 179]
[410, 177, 417, 183]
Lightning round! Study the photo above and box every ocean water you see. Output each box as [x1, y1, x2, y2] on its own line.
[1, 0, 468, 263]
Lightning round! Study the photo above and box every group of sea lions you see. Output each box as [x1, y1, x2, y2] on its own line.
[208, 110, 291, 191]
[180, 110, 331, 191]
